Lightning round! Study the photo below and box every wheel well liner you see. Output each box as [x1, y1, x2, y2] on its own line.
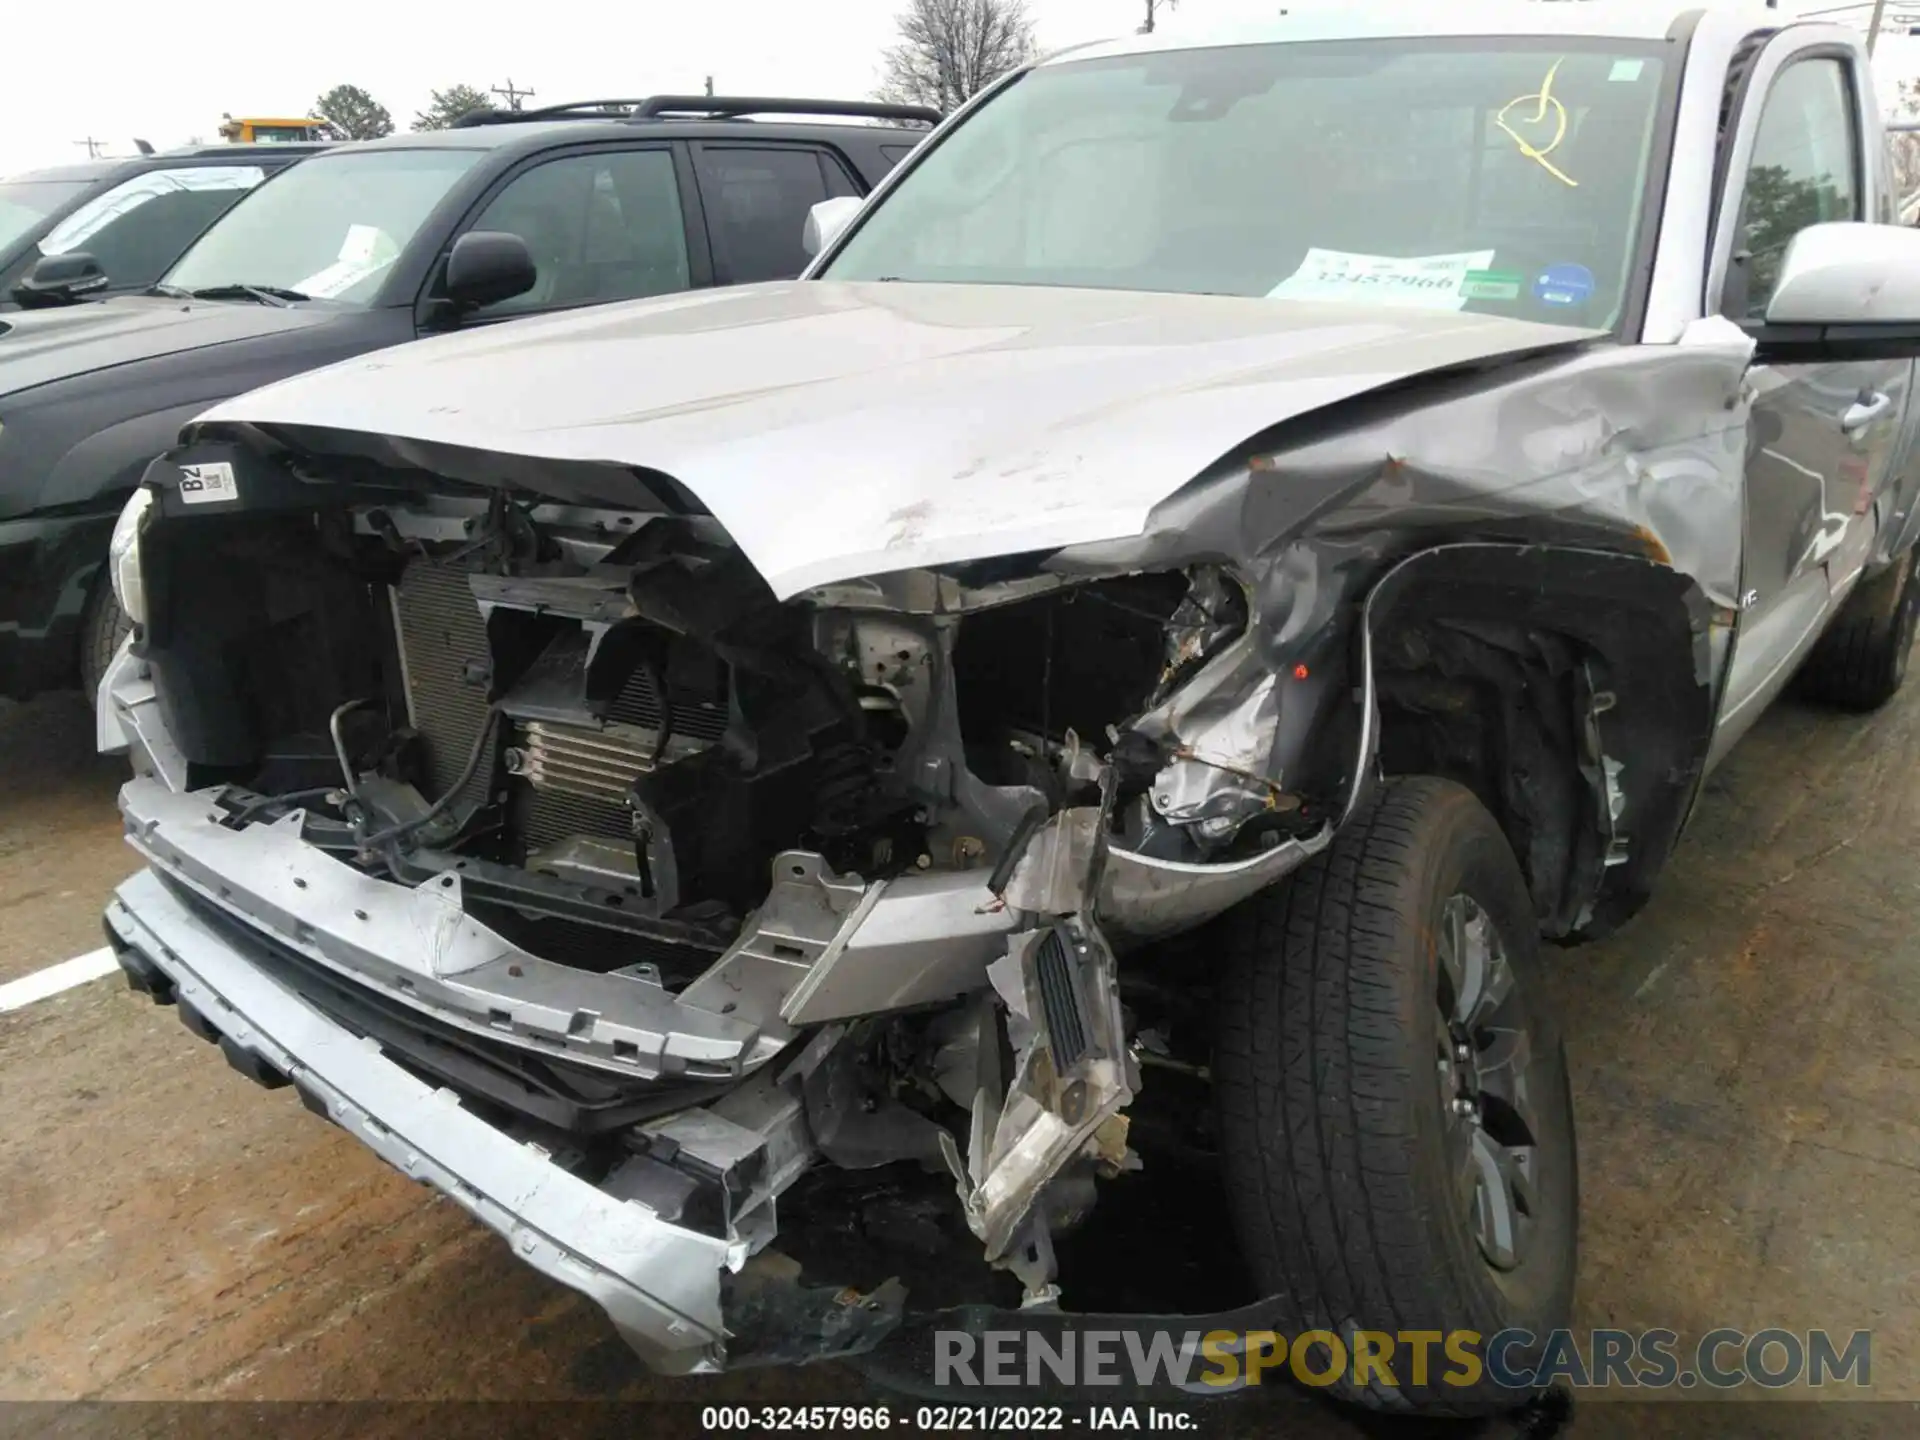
[1364, 545, 1715, 941]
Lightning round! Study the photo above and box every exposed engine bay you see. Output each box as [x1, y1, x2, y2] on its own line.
[121, 483, 1343, 1336]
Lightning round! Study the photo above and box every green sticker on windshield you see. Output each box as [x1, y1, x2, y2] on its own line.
[1462, 270, 1524, 302]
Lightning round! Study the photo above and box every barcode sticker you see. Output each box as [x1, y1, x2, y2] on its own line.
[178, 462, 240, 505]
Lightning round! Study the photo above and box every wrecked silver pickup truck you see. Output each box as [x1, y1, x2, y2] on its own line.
[95, 5, 1920, 1416]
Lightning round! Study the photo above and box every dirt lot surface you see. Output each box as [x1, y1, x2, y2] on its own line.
[4, 684, 1919, 1438]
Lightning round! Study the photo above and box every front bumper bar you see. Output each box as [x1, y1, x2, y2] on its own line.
[104, 866, 739, 1374]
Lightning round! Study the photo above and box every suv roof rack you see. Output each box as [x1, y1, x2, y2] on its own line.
[451, 95, 942, 129]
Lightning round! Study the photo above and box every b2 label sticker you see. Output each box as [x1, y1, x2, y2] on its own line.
[178, 462, 240, 505]
[1609, 58, 1646, 83]
[1463, 270, 1525, 302]
[1270, 248, 1497, 312]
[1534, 263, 1596, 308]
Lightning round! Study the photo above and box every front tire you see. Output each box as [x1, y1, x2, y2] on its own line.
[79, 579, 132, 708]
[1212, 777, 1577, 1416]
[1798, 545, 1920, 712]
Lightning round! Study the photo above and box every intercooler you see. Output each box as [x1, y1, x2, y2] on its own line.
[389, 564, 728, 855]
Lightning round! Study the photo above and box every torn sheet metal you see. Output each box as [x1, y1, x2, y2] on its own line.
[1060, 329, 1754, 615]
[1145, 671, 1284, 841]
[1040, 329, 1756, 936]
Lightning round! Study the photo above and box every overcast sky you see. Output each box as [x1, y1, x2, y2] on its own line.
[3, 0, 1919, 179]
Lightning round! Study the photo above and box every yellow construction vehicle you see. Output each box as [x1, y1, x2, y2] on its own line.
[216, 115, 333, 144]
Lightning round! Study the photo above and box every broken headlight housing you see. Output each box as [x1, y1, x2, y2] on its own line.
[108, 486, 154, 626]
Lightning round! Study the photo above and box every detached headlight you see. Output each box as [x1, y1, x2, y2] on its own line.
[108, 487, 154, 626]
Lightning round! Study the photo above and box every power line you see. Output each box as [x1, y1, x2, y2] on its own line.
[72, 136, 104, 158]
[490, 78, 535, 111]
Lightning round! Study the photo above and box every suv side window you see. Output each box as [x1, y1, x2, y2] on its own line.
[1730, 57, 1862, 320]
[39, 165, 268, 290]
[693, 145, 853, 283]
[465, 148, 692, 319]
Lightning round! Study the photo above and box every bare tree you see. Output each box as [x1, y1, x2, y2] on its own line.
[878, 0, 1037, 115]
[1894, 81, 1920, 221]
[1140, 0, 1175, 34]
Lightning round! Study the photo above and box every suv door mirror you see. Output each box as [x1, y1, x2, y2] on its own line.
[1766, 222, 1920, 326]
[443, 231, 537, 311]
[12, 251, 110, 309]
[803, 196, 863, 259]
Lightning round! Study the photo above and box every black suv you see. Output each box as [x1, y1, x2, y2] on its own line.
[0, 145, 327, 310]
[0, 97, 933, 703]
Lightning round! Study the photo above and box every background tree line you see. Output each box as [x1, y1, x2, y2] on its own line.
[308, 82, 500, 140]
[310, 1, 1174, 143]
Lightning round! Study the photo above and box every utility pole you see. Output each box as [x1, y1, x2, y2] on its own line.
[1868, 0, 1890, 53]
[705, 75, 715, 96]
[73, 136, 104, 158]
[491, 78, 535, 111]
[1140, 0, 1175, 34]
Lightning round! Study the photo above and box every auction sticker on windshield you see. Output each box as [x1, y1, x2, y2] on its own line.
[1269, 249, 1497, 311]
[297, 224, 399, 299]
[178, 462, 240, 505]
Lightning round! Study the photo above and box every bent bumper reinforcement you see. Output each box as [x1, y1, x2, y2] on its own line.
[104, 866, 739, 1374]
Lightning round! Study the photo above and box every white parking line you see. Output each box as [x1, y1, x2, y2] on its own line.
[0, 948, 121, 1014]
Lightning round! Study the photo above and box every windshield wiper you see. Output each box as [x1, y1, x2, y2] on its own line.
[184, 283, 311, 307]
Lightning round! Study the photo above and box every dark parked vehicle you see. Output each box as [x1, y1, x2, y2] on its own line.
[0, 145, 326, 310]
[0, 97, 932, 703]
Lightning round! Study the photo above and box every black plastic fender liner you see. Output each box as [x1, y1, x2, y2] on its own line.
[1358, 542, 1717, 941]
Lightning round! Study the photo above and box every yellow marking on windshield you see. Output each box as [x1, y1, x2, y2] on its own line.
[1496, 58, 1580, 188]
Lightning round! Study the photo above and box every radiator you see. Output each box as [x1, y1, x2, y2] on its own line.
[389, 563, 494, 813]
[390, 562, 728, 852]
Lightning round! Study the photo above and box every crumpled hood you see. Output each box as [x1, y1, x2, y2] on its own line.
[197, 281, 1599, 597]
[0, 294, 338, 398]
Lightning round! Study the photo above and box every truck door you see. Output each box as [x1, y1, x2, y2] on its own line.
[1710, 44, 1913, 762]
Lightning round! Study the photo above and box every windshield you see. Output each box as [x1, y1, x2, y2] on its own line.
[165, 149, 484, 303]
[0, 180, 90, 252]
[825, 39, 1670, 331]
[36, 167, 268, 289]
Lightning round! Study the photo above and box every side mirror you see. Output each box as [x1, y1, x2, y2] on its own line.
[443, 231, 537, 311]
[12, 252, 110, 309]
[1765, 222, 1920, 326]
[803, 196, 864, 259]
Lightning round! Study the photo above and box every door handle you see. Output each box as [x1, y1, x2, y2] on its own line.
[1841, 391, 1894, 435]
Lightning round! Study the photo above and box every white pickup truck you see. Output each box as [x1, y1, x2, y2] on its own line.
[97, 1, 1920, 1416]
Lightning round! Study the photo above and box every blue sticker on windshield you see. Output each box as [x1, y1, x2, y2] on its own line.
[1535, 263, 1595, 307]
